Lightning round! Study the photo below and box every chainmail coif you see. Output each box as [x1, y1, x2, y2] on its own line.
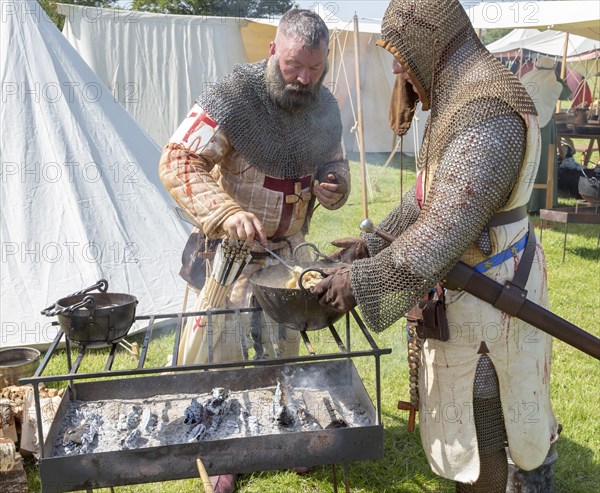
[376, 0, 536, 115]
[351, 0, 537, 332]
[197, 60, 343, 179]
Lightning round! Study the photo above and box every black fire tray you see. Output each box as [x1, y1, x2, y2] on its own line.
[40, 359, 383, 492]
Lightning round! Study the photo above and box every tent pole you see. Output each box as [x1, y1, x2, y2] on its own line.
[353, 14, 368, 218]
[556, 32, 570, 114]
[545, 142, 555, 209]
[590, 60, 599, 116]
[331, 29, 337, 88]
[517, 47, 524, 78]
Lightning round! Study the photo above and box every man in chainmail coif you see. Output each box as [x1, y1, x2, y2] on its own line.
[159, 9, 348, 493]
[311, 1, 558, 491]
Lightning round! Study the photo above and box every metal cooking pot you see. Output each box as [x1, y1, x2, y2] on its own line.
[578, 174, 600, 204]
[249, 259, 347, 332]
[41, 279, 138, 347]
[0, 347, 41, 387]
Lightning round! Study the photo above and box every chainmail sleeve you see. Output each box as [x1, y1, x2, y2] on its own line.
[352, 112, 527, 332]
[362, 186, 421, 256]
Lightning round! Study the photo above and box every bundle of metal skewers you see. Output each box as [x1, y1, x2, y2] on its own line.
[204, 240, 252, 308]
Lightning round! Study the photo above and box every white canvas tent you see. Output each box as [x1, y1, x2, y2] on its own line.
[486, 28, 599, 103]
[486, 29, 599, 58]
[485, 28, 543, 52]
[56, 2, 427, 156]
[466, 1, 600, 40]
[0, 0, 189, 348]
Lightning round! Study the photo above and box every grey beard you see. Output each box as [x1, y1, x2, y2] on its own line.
[265, 56, 328, 113]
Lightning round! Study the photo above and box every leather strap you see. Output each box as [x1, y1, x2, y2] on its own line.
[492, 222, 536, 316]
[511, 223, 536, 291]
[487, 205, 528, 228]
[443, 222, 536, 317]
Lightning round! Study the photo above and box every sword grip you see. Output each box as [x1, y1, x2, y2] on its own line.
[359, 218, 397, 244]
[397, 401, 417, 432]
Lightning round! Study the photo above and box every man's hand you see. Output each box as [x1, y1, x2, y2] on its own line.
[314, 173, 348, 209]
[330, 237, 369, 263]
[310, 266, 356, 313]
[222, 211, 266, 244]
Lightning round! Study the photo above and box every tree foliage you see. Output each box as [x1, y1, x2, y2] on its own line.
[481, 27, 513, 46]
[39, 0, 119, 30]
[131, 0, 297, 18]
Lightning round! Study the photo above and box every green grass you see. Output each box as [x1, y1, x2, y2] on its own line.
[24, 157, 599, 492]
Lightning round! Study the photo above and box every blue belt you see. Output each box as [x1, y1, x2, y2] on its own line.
[473, 233, 529, 273]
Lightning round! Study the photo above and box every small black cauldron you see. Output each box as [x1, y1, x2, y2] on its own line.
[41, 279, 138, 347]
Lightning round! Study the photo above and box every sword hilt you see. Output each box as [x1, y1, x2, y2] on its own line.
[397, 401, 417, 432]
[359, 218, 397, 244]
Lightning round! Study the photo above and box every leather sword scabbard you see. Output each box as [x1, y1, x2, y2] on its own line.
[442, 262, 600, 361]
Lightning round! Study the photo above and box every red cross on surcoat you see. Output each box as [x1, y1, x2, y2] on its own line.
[263, 175, 312, 238]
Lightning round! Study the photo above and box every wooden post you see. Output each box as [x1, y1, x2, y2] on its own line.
[353, 15, 368, 218]
[546, 143, 555, 209]
[556, 33, 570, 114]
[546, 32, 570, 209]
[330, 29, 337, 88]
[517, 47, 525, 78]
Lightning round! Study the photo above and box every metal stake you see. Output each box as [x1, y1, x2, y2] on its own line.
[343, 463, 351, 492]
[332, 464, 338, 493]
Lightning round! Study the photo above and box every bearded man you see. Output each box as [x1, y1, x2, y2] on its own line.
[311, 1, 558, 492]
[159, 8, 348, 492]
[160, 7, 348, 362]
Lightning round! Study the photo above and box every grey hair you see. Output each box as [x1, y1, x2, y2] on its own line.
[277, 9, 330, 48]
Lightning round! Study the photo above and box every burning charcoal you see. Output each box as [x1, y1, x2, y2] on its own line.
[80, 415, 101, 454]
[63, 411, 102, 454]
[184, 398, 203, 425]
[206, 398, 230, 431]
[296, 408, 322, 431]
[122, 429, 148, 450]
[187, 423, 207, 442]
[120, 405, 142, 431]
[139, 408, 157, 434]
[350, 404, 368, 425]
[323, 398, 347, 429]
[211, 387, 229, 401]
[240, 404, 259, 436]
[219, 418, 241, 437]
[217, 399, 241, 436]
[245, 415, 259, 436]
[63, 424, 87, 445]
[196, 391, 233, 439]
[204, 393, 228, 417]
[240, 398, 260, 436]
[273, 381, 295, 427]
[205, 388, 230, 416]
[161, 402, 171, 423]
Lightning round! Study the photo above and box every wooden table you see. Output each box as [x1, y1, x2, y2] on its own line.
[539, 203, 600, 262]
[558, 125, 600, 167]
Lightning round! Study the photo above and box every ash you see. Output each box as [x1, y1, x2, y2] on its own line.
[53, 384, 371, 456]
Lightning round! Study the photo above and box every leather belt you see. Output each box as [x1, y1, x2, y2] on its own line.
[487, 205, 528, 228]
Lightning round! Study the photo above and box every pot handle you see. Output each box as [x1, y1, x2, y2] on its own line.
[40, 279, 107, 316]
[74, 279, 109, 296]
[41, 295, 96, 317]
[293, 243, 338, 263]
[298, 268, 326, 296]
